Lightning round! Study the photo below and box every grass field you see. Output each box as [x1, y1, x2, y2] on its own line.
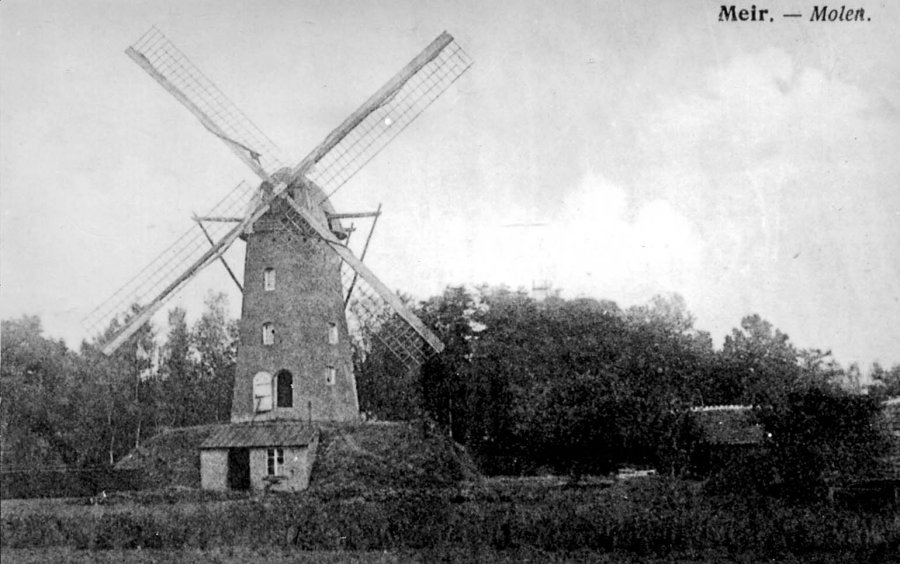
[2, 478, 898, 562]
[2, 548, 417, 564]
[3, 423, 898, 561]
[2, 546, 894, 563]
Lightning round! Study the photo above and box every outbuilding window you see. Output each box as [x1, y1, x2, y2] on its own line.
[262, 322, 275, 346]
[267, 448, 284, 476]
[264, 268, 275, 291]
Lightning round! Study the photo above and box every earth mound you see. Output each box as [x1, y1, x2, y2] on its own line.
[116, 424, 219, 489]
[116, 420, 479, 493]
[311, 420, 480, 493]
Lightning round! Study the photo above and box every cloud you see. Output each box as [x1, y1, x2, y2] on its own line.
[407, 170, 704, 305]
[548, 171, 703, 301]
[622, 47, 900, 364]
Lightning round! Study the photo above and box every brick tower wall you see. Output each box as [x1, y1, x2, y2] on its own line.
[231, 187, 359, 423]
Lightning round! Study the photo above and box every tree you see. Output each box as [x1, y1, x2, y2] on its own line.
[417, 286, 485, 438]
[759, 387, 892, 500]
[0, 314, 150, 468]
[719, 314, 801, 406]
[625, 293, 695, 335]
[0, 294, 242, 472]
[798, 348, 846, 389]
[1, 316, 81, 466]
[869, 362, 900, 399]
[157, 293, 237, 426]
[159, 307, 195, 427]
[412, 288, 717, 475]
[523, 369, 624, 476]
[89, 303, 157, 462]
[192, 292, 237, 423]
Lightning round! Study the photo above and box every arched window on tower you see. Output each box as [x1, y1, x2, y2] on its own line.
[263, 268, 276, 291]
[252, 371, 273, 412]
[325, 366, 336, 386]
[275, 370, 293, 408]
[262, 322, 275, 345]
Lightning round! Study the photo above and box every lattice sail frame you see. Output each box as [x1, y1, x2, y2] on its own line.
[127, 27, 288, 179]
[275, 202, 434, 372]
[83, 180, 257, 339]
[343, 272, 433, 371]
[301, 33, 473, 201]
[89, 29, 470, 365]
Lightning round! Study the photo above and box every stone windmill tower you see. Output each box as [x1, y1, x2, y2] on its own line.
[86, 28, 472, 428]
[231, 179, 360, 422]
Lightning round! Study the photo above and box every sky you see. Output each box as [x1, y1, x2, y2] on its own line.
[1, 0, 898, 372]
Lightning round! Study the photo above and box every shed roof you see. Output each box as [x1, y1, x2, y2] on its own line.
[200, 422, 317, 449]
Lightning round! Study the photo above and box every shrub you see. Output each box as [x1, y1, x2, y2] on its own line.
[701, 388, 892, 501]
[761, 388, 892, 500]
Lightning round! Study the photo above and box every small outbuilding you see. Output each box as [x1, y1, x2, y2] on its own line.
[689, 405, 764, 474]
[199, 421, 318, 492]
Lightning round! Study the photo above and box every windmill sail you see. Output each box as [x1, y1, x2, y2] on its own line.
[84, 180, 260, 350]
[273, 32, 473, 368]
[343, 270, 433, 370]
[126, 27, 287, 180]
[296, 31, 473, 200]
[277, 196, 444, 370]
[91, 29, 466, 369]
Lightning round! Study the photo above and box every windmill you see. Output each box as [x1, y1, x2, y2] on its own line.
[85, 28, 472, 423]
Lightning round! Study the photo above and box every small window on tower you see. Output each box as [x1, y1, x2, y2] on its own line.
[262, 322, 275, 346]
[325, 366, 336, 386]
[328, 322, 339, 345]
[263, 268, 275, 291]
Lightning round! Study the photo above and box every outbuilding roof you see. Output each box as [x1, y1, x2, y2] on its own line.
[200, 421, 318, 449]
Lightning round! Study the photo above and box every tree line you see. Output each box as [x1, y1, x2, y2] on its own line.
[2, 285, 897, 489]
[356, 286, 898, 487]
[1, 293, 236, 468]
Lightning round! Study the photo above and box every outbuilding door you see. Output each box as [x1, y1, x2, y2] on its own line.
[227, 448, 250, 490]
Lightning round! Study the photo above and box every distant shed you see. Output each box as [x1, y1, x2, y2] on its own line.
[691, 399, 900, 484]
[200, 422, 318, 492]
[689, 405, 764, 475]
